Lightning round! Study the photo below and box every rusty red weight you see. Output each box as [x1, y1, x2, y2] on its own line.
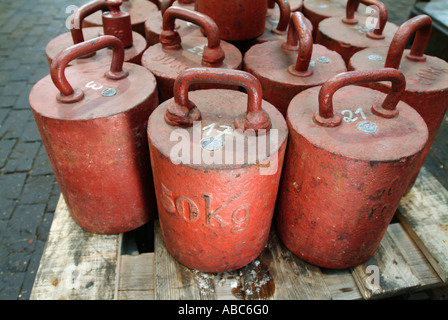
[161, 0, 196, 11]
[268, 0, 303, 12]
[315, 0, 399, 65]
[46, 0, 147, 67]
[349, 15, 448, 194]
[83, 0, 159, 37]
[276, 68, 428, 269]
[147, 68, 288, 272]
[244, 11, 347, 116]
[141, 6, 242, 102]
[144, 3, 204, 46]
[303, 0, 369, 39]
[196, 0, 268, 41]
[30, 35, 159, 234]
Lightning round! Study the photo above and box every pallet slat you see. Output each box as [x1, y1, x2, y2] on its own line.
[30, 196, 120, 300]
[398, 166, 448, 282]
[31, 166, 447, 300]
[116, 253, 155, 300]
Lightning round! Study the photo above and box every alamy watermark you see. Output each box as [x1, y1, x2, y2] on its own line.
[169, 121, 280, 176]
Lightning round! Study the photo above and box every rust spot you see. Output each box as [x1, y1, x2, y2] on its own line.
[51, 278, 59, 287]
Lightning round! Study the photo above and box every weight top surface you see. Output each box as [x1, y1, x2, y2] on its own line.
[288, 85, 428, 162]
[148, 89, 288, 168]
[350, 47, 448, 93]
[30, 62, 157, 120]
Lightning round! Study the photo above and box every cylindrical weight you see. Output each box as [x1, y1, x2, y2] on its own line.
[30, 36, 159, 234]
[147, 68, 288, 272]
[276, 68, 428, 269]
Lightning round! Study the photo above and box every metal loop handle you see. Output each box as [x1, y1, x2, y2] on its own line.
[282, 12, 313, 77]
[314, 68, 406, 127]
[271, 0, 291, 34]
[160, 6, 225, 67]
[50, 35, 129, 104]
[165, 68, 272, 133]
[385, 15, 432, 69]
[343, 0, 388, 40]
[70, 0, 109, 45]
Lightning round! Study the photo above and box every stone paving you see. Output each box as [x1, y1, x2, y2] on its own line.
[0, 0, 445, 300]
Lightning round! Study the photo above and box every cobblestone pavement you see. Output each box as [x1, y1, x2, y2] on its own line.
[0, 0, 446, 300]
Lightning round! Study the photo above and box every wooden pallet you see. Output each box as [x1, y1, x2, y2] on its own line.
[30, 166, 448, 300]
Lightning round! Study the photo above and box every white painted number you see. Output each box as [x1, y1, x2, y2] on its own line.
[342, 108, 367, 123]
[85, 81, 104, 90]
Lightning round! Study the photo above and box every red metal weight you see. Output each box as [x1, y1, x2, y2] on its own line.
[268, 0, 302, 12]
[161, 0, 196, 12]
[46, 0, 147, 67]
[276, 68, 428, 269]
[349, 15, 448, 194]
[30, 36, 159, 234]
[244, 12, 347, 116]
[303, 0, 369, 38]
[141, 7, 242, 102]
[147, 68, 288, 272]
[83, 0, 159, 37]
[196, 0, 268, 41]
[315, 0, 398, 65]
[144, 2, 204, 46]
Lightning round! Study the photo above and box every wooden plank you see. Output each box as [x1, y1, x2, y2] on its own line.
[351, 224, 424, 300]
[30, 195, 120, 300]
[116, 253, 155, 300]
[154, 221, 209, 300]
[387, 223, 441, 288]
[320, 269, 362, 300]
[154, 221, 340, 300]
[397, 166, 448, 282]
[256, 229, 332, 300]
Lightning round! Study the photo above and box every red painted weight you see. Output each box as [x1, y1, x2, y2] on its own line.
[315, 0, 398, 65]
[30, 36, 159, 234]
[147, 68, 288, 272]
[144, 3, 203, 46]
[276, 69, 428, 269]
[83, 0, 159, 37]
[196, 0, 268, 41]
[349, 15, 448, 193]
[244, 12, 346, 116]
[46, 0, 147, 67]
[161, 0, 196, 11]
[268, 0, 303, 12]
[141, 6, 242, 102]
[303, 0, 369, 38]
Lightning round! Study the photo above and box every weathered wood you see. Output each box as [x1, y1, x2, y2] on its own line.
[351, 224, 423, 299]
[116, 253, 155, 300]
[320, 269, 362, 300]
[387, 223, 441, 288]
[154, 222, 347, 300]
[257, 229, 333, 300]
[154, 222, 210, 300]
[30, 196, 120, 300]
[398, 166, 448, 282]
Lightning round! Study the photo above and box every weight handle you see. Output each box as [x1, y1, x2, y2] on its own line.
[314, 68, 406, 127]
[160, 6, 225, 67]
[343, 0, 388, 40]
[283, 12, 313, 77]
[165, 68, 272, 133]
[50, 35, 129, 104]
[272, 0, 291, 34]
[385, 15, 432, 69]
[70, 0, 109, 45]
